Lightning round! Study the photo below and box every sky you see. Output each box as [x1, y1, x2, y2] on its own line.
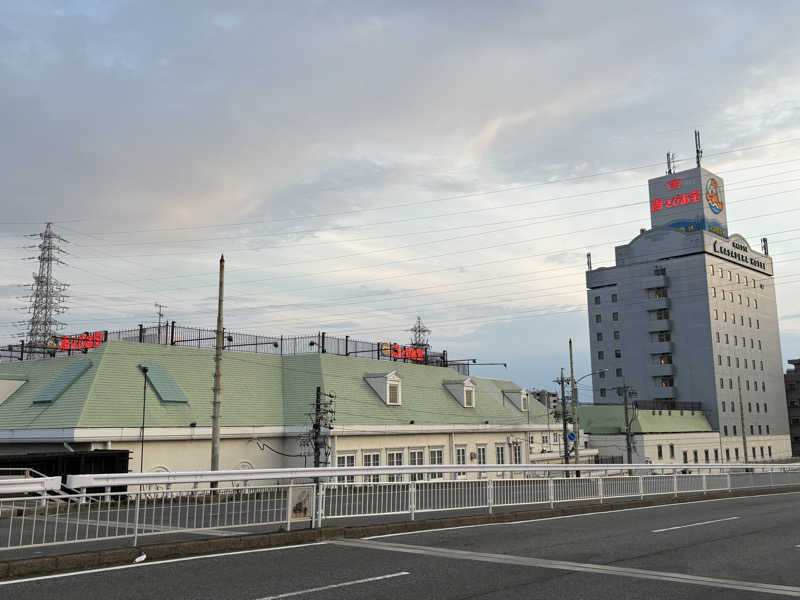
[2, 1, 800, 397]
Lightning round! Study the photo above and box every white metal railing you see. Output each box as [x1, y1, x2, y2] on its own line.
[0, 476, 61, 495]
[0, 464, 795, 552]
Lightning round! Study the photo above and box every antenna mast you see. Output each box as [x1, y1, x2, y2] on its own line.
[19, 223, 69, 355]
[407, 316, 431, 349]
[694, 130, 703, 168]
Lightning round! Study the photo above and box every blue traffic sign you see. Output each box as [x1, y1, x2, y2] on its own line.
[567, 431, 576, 442]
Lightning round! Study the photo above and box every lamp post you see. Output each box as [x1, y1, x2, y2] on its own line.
[570, 368, 607, 473]
[140, 366, 148, 473]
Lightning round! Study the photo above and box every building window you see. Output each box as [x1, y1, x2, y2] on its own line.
[728, 378, 733, 389]
[595, 314, 602, 323]
[762, 381, 766, 392]
[735, 448, 740, 460]
[693, 450, 699, 463]
[337, 454, 356, 483]
[725, 334, 729, 344]
[495, 445, 505, 465]
[655, 309, 669, 320]
[682, 450, 689, 463]
[612, 312, 619, 321]
[756, 319, 760, 329]
[594, 295, 601, 305]
[718, 355, 722, 366]
[716, 331, 720, 342]
[599, 371, 606, 379]
[734, 336, 738, 346]
[597, 332, 603, 342]
[669, 444, 675, 458]
[723, 312, 727, 322]
[598, 351, 605, 360]
[464, 388, 475, 408]
[521, 393, 528, 411]
[387, 450, 403, 482]
[750, 425, 754, 435]
[720, 378, 724, 389]
[726, 448, 731, 461]
[724, 425, 728, 436]
[712, 287, 716, 297]
[363, 452, 380, 482]
[722, 401, 726, 412]
[758, 425, 762, 434]
[754, 299, 758, 309]
[768, 446, 772, 457]
[657, 331, 671, 342]
[657, 445, 663, 459]
[737, 358, 741, 369]
[752, 447, 757, 459]
[611, 293, 618, 303]
[615, 349, 622, 358]
[727, 356, 731, 366]
[409, 449, 424, 481]
[476, 446, 487, 465]
[748, 402, 752, 412]
[714, 449, 719, 462]
[764, 404, 768, 415]
[733, 425, 737, 436]
[512, 444, 522, 465]
[388, 382, 401, 406]
[613, 330, 621, 340]
[756, 403, 760, 413]
[616, 368, 623, 377]
[429, 448, 444, 479]
[738, 294, 742, 304]
[758, 340, 762, 350]
[704, 449, 710, 463]
[760, 361, 764, 370]
[714, 309, 719, 320]
[709, 265, 715, 276]
[599, 388, 607, 397]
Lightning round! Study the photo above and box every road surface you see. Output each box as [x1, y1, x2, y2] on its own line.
[5, 490, 800, 599]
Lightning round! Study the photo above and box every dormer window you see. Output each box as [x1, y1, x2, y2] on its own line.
[520, 390, 528, 411]
[364, 371, 401, 406]
[444, 378, 476, 409]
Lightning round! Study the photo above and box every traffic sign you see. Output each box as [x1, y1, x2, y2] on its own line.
[567, 431, 576, 442]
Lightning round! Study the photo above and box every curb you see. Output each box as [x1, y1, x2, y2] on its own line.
[2, 485, 798, 581]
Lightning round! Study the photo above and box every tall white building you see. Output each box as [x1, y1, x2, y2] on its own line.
[586, 162, 791, 460]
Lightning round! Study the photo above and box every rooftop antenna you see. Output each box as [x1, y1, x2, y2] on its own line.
[407, 316, 431, 349]
[761, 237, 769, 256]
[586, 252, 592, 270]
[694, 130, 703, 168]
[19, 223, 69, 356]
[155, 303, 168, 344]
[666, 152, 674, 175]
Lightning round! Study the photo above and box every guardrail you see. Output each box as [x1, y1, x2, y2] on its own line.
[0, 464, 795, 552]
[0, 476, 61, 495]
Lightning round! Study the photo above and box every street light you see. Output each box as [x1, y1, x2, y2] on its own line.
[140, 366, 148, 473]
[570, 369, 607, 472]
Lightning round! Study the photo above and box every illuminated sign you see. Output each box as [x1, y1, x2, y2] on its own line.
[665, 178, 683, 190]
[706, 178, 723, 214]
[650, 189, 701, 212]
[712, 240, 766, 271]
[58, 331, 106, 351]
[380, 343, 425, 361]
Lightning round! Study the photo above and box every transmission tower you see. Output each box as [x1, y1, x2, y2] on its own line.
[19, 223, 69, 354]
[407, 316, 431, 349]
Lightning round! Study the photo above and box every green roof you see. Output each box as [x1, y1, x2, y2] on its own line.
[0, 341, 546, 430]
[579, 404, 713, 434]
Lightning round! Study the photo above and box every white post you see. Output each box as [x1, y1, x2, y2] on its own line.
[285, 485, 293, 532]
[639, 475, 644, 500]
[702, 474, 707, 495]
[314, 483, 325, 529]
[598, 477, 604, 504]
[409, 481, 416, 521]
[487, 479, 494, 515]
[673, 473, 678, 498]
[132, 492, 141, 547]
[548, 478, 554, 509]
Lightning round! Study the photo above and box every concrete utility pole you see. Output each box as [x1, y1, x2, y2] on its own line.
[738, 376, 749, 464]
[313, 386, 322, 468]
[620, 385, 635, 473]
[569, 339, 580, 470]
[211, 255, 224, 474]
[559, 368, 569, 465]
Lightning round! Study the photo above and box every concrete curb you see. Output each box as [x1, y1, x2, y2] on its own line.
[2, 486, 798, 581]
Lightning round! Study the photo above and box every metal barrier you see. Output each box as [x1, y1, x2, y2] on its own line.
[0, 464, 797, 551]
[0, 476, 61, 495]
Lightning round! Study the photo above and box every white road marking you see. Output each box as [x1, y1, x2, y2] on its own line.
[335, 539, 800, 597]
[652, 516, 740, 533]
[257, 572, 410, 599]
[0, 542, 329, 586]
[365, 490, 800, 539]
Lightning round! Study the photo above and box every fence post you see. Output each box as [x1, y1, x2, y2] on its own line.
[132, 491, 141, 547]
[639, 475, 644, 500]
[673, 473, 678, 498]
[314, 483, 325, 529]
[548, 478, 554, 509]
[285, 485, 293, 532]
[702, 474, 707, 495]
[769, 469, 774, 488]
[598, 477, 604, 504]
[726, 472, 732, 493]
[487, 479, 494, 515]
[409, 481, 416, 521]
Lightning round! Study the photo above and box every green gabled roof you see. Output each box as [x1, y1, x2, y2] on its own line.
[579, 404, 712, 434]
[0, 341, 537, 430]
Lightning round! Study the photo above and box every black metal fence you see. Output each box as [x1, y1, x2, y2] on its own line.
[1, 323, 469, 375]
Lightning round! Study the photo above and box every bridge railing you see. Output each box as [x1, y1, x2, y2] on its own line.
[0, 464, 796, 552]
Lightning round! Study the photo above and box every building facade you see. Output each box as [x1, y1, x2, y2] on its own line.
[786, 359, 800, 457]
[585, 164, 791, 460]
[0, 341, 594, 475]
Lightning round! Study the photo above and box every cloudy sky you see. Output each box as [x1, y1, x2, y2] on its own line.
[2, 1, 800, 395]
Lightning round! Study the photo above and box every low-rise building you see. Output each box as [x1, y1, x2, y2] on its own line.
[580, 403, 779, 464]
[786, 359, 800, 457]
[0, 341, 594, 474]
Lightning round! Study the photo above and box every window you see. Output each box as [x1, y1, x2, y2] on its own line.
[758, 425, 762, 434]
[735, 448, 740, 460]
[611, 293, 618, 303]
[718, 355, 722, 366]
[737, 273, 741, 283]
[756, 403, 760, 413]
[748, 402, 752, 412]
[714, 309, 719, 320]
[595, 314, 602, 323]
[737, 358, 741, 369]
[704, 449, 710, 463]
[387, 450, 403, 482]
[720, 378, 724, 389]
[750, 317, 753, 328]
[712, 287, 716, 297]
[754, 299, 758, 309]
[337, 454, 356, 483]
[599, 388, 607, 397]
[756, 319, 760, 329]
[724, 425, 728, 436]
[615, 349, 622, 358]
[693, 450, 699, 463]
[728, 378, 733, 389]
[464, 388, 475, 408]
[495, 445, 505, 465]
[657, 445, 663, 459]
[750, 425, 754, 435]
[726, 448, 731, 461]
[476, 446, 487, 465]
[429, 448, 443, 479]
[727, 356, 731, 366]
[739, 294, 742, 304]
[612, 312, 619, 321]
[599, 371, 606, 379]
[723, 311, 727, 322]
[734, 336, 738, 346]
[613, 330, 620, 340]
[710, 265, 715, 276]
[682, 450, 688, 463]
[388, 382, 401, 406]
[725, 334, 729, 344]
[744, 275, 748, 285]
[733, 425, 737, 436]
[598, 351, 604, 360]
[716, 331, 720, 342]
[760, 361, 764, 370]
[714, 449, 719, 462]
[752, 447, 756, 459]
[596, 332, 603, 342]
[765, 404, 768, 415]
[657, 331, 671, 342]
[659, 353, 672, 365]
[615, 368, 623, 377]
[655, 309, 669, 320]
[594, 295, 601, 305]
[654, 266, 666, 275]
[722, 401, 726, 412]
[363, 452, 380, 482]
[758, 340, 762, 350]
[512, 444, 522, 465]
[669, 444, 675, 458]
[769, 446, 772, 457]
[762, 381, 766, 392]
[409, 449, 424, 481]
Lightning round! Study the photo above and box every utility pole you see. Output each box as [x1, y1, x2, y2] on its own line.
[557, 368, 569, 465]
[569, 339, 580, 472]
[313, 387, 322, 468]
[211, 255, 224, 476]
[140, 366, 148, 473]
[619, 385, 636, 473]
[738, 376, 749, 464]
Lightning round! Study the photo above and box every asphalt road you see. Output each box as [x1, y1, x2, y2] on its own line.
[5, 490, 800, 599]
